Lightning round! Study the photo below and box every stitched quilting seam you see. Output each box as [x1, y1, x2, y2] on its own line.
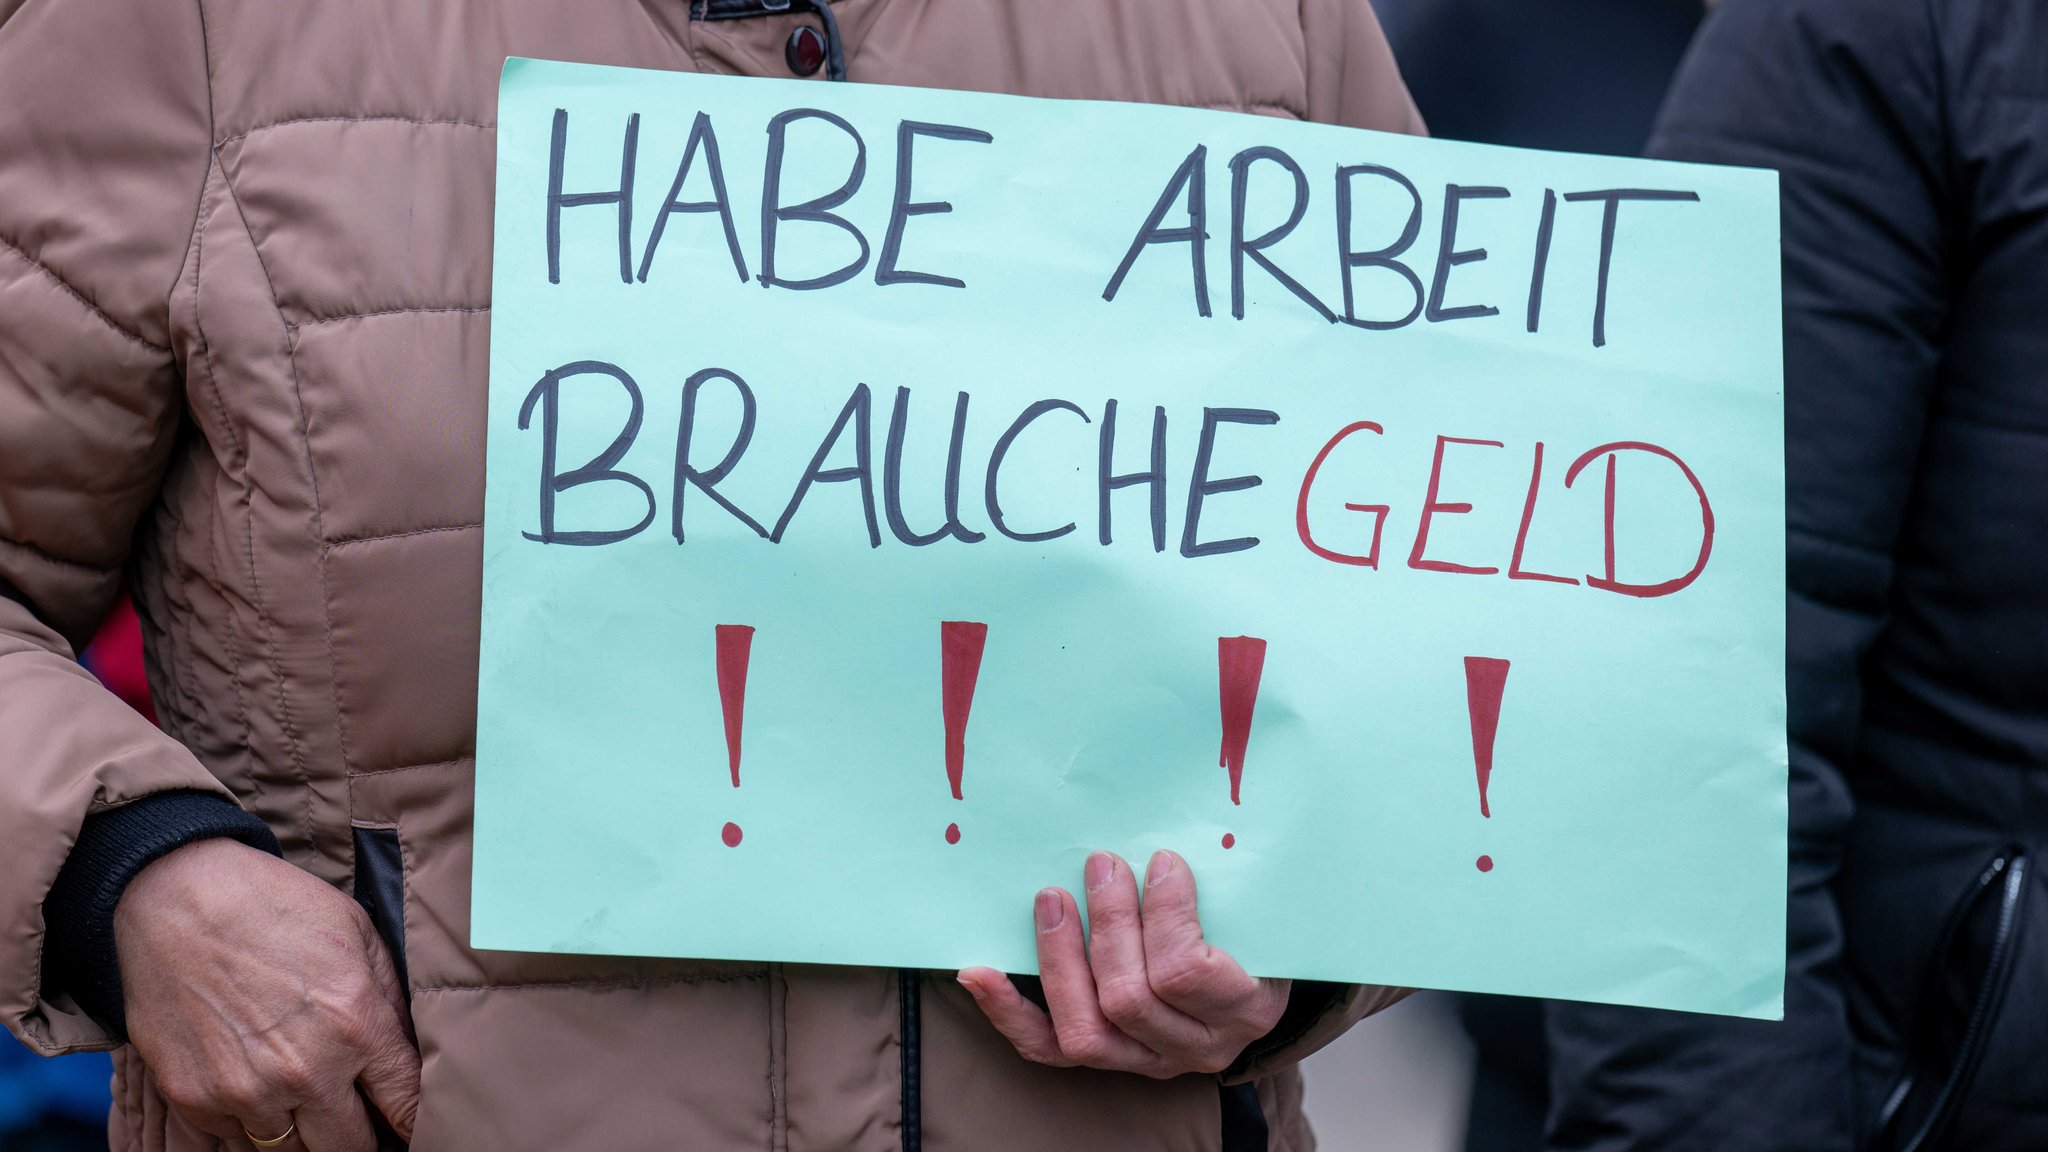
[217, 130, 465, 788]
[137, 465, 201, 766]
[289, 304, 491, 331]
[213, 115, 493, 150]
[345, 756, 471, 779]
[187, 165, 248, 468]
[0, 535, 113, 578]
[189, 161, 263, 816]
[179, 0, 218, 311]
[213, 172, 350, 802]
[324, 523, 481, 550]
[205, 463, 262, 815]
[0, 237, 170, 354]
[1193, 99, 1305, 120]
[214, 174, 320, 847]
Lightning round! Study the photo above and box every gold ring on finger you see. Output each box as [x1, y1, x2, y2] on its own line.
[244, 1121, 295, 1147]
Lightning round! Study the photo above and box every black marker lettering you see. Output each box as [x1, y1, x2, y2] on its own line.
[986, 400, 1090, 542]
[1097, 399, 1169, 551]
[760, 108, 871, 291]
[638, 111, 750, 284]
[1101, 145, 1212, 317]
[1425, 184, 1509, 323]
[1560, 188, 1701, 347]
[1526, 188, 1558, 333]
[546, 109, 639, 285]
[1335, 164, 1424, 330]
[883, 387, 986, 545]
[1182, 407, 1279, 558]
[1229, 146, 1335, 322]
[771, 383, 881, 546]
[674, 367, 769, 542]
[877, 121, 995, 289]
[518, 360, 656, 545]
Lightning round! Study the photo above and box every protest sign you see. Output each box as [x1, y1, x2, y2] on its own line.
[476, 57, 1786, 1018]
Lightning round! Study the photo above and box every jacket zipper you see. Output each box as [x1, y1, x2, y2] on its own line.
[1873, 850, 2028, 1152]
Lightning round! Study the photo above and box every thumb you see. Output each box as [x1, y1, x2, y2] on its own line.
[357, 1007, 422, 1144]
[355, 924, 420, 1142]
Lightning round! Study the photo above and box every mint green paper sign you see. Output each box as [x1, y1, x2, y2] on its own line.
[476, 57, 1786, 1019]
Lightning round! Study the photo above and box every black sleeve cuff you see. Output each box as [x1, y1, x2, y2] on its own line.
[42, 790, 281, 1039]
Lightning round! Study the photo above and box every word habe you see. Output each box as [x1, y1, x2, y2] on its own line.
[519, 363, 1717, 599]
[707, 621, 1514, 871]
[545, 106, 1698, 347]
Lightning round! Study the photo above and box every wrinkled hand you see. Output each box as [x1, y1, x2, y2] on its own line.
[958, 850, 1289, 1079]
[115, 838, 419, 1151]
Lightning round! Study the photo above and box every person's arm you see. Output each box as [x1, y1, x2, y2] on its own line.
[1540, 0, 1949, 1147]
[0, 4, 419, 1146]
[0, 0, 257, 1056]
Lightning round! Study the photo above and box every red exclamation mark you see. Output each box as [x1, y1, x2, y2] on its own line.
[1463, 656, 1510, 872]
[716, 624, 754, 847]
[941, 621, 988, 844]
[1217, 636, 1268, 849]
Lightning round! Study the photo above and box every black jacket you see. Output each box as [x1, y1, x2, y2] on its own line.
[1539, 0, 2048, 1149]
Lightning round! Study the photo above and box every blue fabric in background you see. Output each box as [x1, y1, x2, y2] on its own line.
[0, 1035, 109, 1135]
[1379, 0, 1701, 157]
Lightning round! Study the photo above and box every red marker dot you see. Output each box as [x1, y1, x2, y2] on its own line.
[1221, 833, 1236, 849]
[945, 822, 961, 845]
[1476, 854, 1493, 872]
[722, 822, 743, 847]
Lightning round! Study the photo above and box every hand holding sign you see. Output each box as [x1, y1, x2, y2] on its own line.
[960, 851, 1291, 1078]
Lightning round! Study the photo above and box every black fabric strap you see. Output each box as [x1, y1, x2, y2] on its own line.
[43, 790, 281, 1038]
[692, 0, 822, 21]
[898, 969, 923, 1152]
[1220, 1082, 1270, 1152]
[351, 825, 410, 994]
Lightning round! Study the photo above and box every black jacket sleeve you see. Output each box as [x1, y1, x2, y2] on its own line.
[1540, 0, 1951, 1148]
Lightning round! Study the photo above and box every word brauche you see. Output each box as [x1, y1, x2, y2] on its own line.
[518, 362, 1716, 600]
[543, 106, 1700, 346]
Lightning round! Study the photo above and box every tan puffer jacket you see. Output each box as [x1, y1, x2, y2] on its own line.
[0, 1, 1421, 1149]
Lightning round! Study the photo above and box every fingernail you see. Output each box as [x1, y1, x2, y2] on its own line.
[1146, 850, 1179, 888]
[1084, 851, 1117, 892]
[957, 974, 985, 1000]
[1035, 888, 1065, 932]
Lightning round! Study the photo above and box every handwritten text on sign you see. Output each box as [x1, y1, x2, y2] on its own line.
[476, 59, 1787, 1018]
